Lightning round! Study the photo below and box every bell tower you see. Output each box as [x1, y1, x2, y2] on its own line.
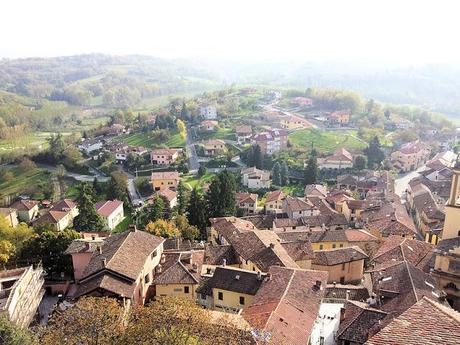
[442, 157, 460, 240]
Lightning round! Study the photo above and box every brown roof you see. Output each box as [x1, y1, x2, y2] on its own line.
[325, 148, 353, 162]
[153, 251, 203, 285]
[81, 230, 164, 281]
[51, 199, 77, 211]
[65, 239, 103, 254]
[397, 140, 427, 155]
[280, 240, 315, 261]
[210, 216, 256, 240]
[75, 274, 135, 298]
[411, 185, 445, 220]
[151, 171, 180, 180]
[34, 210, 69, 225]
[0, 208, 16, 217]
[313, 246, 368, 266]
[304, 184, 328, 198]
[372, 235, 435, 272]
[366, 261, 444, 318]
[10, 199, 39, 211]
[235, 125, 252, 135]
[284, 196, 316, 212]
[265, 190, 286, 203]
[276, 229, 377, 244]
[153, 188, 177, 202]
[325, 284, 370, 301]
[95, 200, 123, 218]
[204, 244, 240, 266]
[235, 192, 258, 204]
[338, 301, 388, 344]
[366, 297, 460, 345]
[197, 266, 264, 296]
[151, 148, 179, 156]
[242, 267, 328, 345]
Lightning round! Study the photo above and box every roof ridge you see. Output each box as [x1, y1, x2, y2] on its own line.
[106, 231, 131, 268]
[263, 268, 296, 332]
[177, 259, 199, 284]
[422, 296, 460, 323]
[404, 260, 419, 302]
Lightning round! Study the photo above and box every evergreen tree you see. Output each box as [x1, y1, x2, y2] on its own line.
[187, 188, 208, 240]
[92, 177, 101, 195]
[253, 145, 263, 169]
[206, 170, 236, 218]
[364, 136, 385, 168]
[73, 183, 106, 232]
[305, 149, 318, 185]
[353, 155, 367, 170]
[106, 171, 128, 202]
[180, 101, 189, 121]
[272, 162, 281, 186]
[176, 180, 187, 215]
[198, 165, 207, 177]
[150, 196, 165, 222]
[280, 161, 289, 186]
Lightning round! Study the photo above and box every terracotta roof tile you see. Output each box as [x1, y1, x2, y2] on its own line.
[313, 246, 368, 266]
[95, 200, 123, 218]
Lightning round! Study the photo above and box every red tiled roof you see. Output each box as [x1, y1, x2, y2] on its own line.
[51, 199, 77, 211]
[242, 267, 328, 345]
[366, 297, 460, 345]
[151, 171, 180, 180]
[265, 190, 286, 203]
[10, 199, 39, 211]
[95, 200, 123, 218]
[34, 210, 69, 225]
[313, 246, 368, 266]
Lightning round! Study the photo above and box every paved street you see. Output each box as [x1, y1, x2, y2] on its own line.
[186, 127, 199, 173]
[394, 165, 426, 198]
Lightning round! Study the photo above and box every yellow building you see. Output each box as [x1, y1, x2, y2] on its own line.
[153, 251, 203, 300]
[441, 163, 460, 241]
[311, 246, 368, 284]
[151, 171, 180, 191]
[196, 266, 264, 313]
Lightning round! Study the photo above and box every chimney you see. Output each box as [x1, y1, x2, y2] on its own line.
[340, 307, 346, 322]
[156, 264, 162, 274]
[222, 259, 226, 267]
[269, 243, 275, 249]
[235, 274, 240, 280]
[257, 271, 262, 281]
[98, 246, 102, 254]
[129, 224, 137, 232]
[346, 289, 350, 300]
[191, 263, 198, 272]
[102, 258, 107, 267]
[160, 254, 166, 264]
[315, 280, 322, 290]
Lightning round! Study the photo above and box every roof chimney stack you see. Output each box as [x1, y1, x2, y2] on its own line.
[98, 246, 102, 254]
[269, 243, 275, 249]
[314, 280, 322, 290]
[102, 258, 107, 267]
[222, 258, 226, 267]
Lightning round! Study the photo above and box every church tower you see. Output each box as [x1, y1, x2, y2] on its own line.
[442, 157, 460, 240]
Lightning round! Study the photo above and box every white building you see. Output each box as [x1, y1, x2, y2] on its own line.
[200, 105, 217, 120]
[241, 167, 271, 189]
[95, 200, 125, 230]
[310, 303, 344, 345]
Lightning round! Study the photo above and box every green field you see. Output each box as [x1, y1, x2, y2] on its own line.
[288, 129, 367, 154]
[182, 173, 214, 190]
[0, 168, 50, 202]
[194, 127, 235, 141]
[118, 130, 185, 148]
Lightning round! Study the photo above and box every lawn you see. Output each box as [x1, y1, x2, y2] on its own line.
[288, 129, 367, 154]
[114, 214, 133, 233]
[0, 167, 51, 201]
[182, 173, 215, 190]
[281, 184, 305, 197]
[118, 130, 185, 148]
[194, 127, 235, 141]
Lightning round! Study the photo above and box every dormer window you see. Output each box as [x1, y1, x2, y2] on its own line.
[151, 250, 157, 259]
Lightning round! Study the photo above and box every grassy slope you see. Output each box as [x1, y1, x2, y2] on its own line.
[0, 168, 50, 199]
[288, 129, 367, 154]
[118, 130, 185, 148]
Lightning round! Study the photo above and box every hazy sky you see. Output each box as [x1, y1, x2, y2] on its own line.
[2, 0, 459, 65]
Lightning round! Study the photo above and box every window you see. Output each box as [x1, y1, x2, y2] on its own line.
[340, 244, 344, 248]
[342, 263, 346, 271]
[332, 244, 336, 248]
[319, 244, 323, 250]
[239, 296, 245, 305]
[201, 293, 206, 300]
[184, 286, 190, 294]
[218, 291, 223, 300]
[145, 274, 150, 284]
[151, 250, 157, 259]
[340, 276, 345, 284]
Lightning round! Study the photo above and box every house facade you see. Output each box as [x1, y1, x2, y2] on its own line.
[253, 129, 287, 155]
[151, 171, 180, 191]
[241, 167, 271, 189]
[0, 208, 19, 227]
[390, 140, 430, 173]
[10, 200, 39, 222]
[150, 148, 180, 166]
[95, 200, 125, 230]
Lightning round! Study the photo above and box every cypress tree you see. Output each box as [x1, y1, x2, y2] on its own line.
[187, 187, 208, 240]
[272, 162, 281, 186]
[73, 183, 106, 232]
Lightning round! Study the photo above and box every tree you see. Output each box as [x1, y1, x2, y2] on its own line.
[56, 164, 66, 178]
[384, 109, 391, 120]
[150, 196, 165, 222]
[73, 183, 106, 232]
[180, 101, 189, 121]
[122, 297, 254, 345]
[353, 155, 367, 170]
[280, 160, 289, 186]
[206, 171, 236, 218]
[197, 165, 207, 177]
[18, 158, 36, 173]
[46, 133, 66, 163]
[304, 149, 318, 185]
[0, 316, 36, 345]
[175, 215, 199, 241]
[252, 145, 263, 169]
[187, 187, 208, 240]
[62, 146, 83, 168]
[176, 181, 187, 215]
[0, 218, 35, 265]
[145, 219, 180, 238]
[40, 297, 124, 345]
[272, 162, 281, 186]
[106, 171, 129, 203]
[364, 136, 385, 168]
[176, 119, 187, 140]
[20, 229, 81, 276]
